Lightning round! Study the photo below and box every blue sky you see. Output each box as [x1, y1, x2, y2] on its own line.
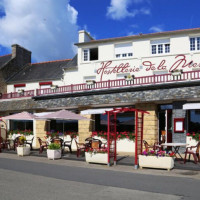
[0, 0, 200, 62]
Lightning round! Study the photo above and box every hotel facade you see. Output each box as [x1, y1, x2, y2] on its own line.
[1, 28, 200, 150]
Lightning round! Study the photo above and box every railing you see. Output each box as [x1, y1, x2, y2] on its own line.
[1, 70, 200, 100]
[0, 90, 35, 100]
[36, 70, 200, 96]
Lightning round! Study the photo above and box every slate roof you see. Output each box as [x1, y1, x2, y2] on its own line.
[7, 59, 71, 83]
[0, 54, 12, 70]
[63, 55, 77, 70]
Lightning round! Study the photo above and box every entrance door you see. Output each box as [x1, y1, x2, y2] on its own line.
[166, 110, 172, 143]
[158, 109, 172, 143]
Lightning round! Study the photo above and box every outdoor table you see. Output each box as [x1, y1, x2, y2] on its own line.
[161, 143, 187, 160]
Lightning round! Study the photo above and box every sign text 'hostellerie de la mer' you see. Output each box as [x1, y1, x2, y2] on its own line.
[96, 55, 199, 81]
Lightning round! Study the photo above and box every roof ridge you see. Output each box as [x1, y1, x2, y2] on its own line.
[0, 54, 12, 58]
[75, 27, 200, 45]
[32, 59, 72, 65]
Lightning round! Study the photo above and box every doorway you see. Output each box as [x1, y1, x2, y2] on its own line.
[158, 105, 173, 143]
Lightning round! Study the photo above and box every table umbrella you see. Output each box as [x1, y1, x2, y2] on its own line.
[36, 109, 90, 140]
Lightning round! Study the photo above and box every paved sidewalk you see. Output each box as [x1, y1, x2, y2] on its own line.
[0, 152, 200, 180]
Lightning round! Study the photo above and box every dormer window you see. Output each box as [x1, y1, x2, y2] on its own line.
[83, 48, 98, 61]
[115, 43, 133, 59]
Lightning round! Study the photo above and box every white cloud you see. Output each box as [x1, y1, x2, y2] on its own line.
[107, 0, 150, 20]
[149, 25, 164, 33]
[0, 0, 79, 62]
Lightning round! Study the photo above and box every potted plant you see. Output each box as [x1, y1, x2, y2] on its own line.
[17, 89, 24, 95]
[85, 147, 113, 165]
[171, 69, 183, 76]
[86, 80, 96, 85]
[47, 143, 61, 160]
[139, 150, 175, 171]
[17, 136, 30, 156]
[51, 85, 58, 90]
[124, 75, 134, 81]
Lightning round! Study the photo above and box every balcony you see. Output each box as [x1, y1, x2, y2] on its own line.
[0, 90, 35, 100]
[0, 70, 200, 100]
[36, 70, 200, 96]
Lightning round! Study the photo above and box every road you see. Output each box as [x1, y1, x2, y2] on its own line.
[0, 156, 199, 200]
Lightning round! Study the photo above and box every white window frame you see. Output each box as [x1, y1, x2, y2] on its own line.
[190, 37, 200, 51]
[115, 43, 133, 59]
[151, 39, 170, 55]
[83, 49, 89, 61]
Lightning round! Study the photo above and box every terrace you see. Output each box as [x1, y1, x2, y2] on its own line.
[1, 69, 200, 100]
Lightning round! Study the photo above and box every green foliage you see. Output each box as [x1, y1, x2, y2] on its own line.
[48, 143, 61, 150]
[19, 136, 26, 145]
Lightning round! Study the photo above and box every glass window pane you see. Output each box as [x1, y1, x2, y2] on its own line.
[165, 44, 170, 53]
[190, 38, 195, 51]
[158, 44, 163, 54]
[152, 45, 156, 54]
[83, 49, 89, 61]
[188, 110, 200, 132]
[197, 37, 200, 50]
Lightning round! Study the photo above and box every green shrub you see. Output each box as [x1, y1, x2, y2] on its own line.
[48, 143, 61, 150]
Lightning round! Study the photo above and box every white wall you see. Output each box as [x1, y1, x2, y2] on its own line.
[7, 80, 63, 93]
[63, 32, 200, 84]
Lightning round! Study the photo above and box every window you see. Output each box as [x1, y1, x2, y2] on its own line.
[10, 120, 33, 131]
[50, 120, 78, 133]
[190, 38, 195, 51]
[83, 49, 89, 61]
[152, 45, 156, 54]
[115, 43, 133, 58]
[83, 48, 98, 61]
[158, 44, 163, 54]
[14, 84, 26, 92]
[95, 112, 135, 132]
[188, 110, 200, 132]
[165, 44, 170, 53]
[190, 37, 200, 51]
[151, 39, 170, 55]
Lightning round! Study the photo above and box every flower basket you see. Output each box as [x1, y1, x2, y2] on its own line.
[139, 155, 174, 171]
[17, 89, 24, 94]
[51, 85, 58, 90]
[86, 80, 96, 85]
[17, 146, 30, 156]
[85, 152, 113, 164]
[171, 69, 182, 76]
[124, 75, 134, 81]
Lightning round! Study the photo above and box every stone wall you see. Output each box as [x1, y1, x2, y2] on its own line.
[1, 83, 200, 112]
[172, 101, 187, 153]
[135, 103, 158, 146]
[78, 114, 95, 143]
[35, 120, 49, 148]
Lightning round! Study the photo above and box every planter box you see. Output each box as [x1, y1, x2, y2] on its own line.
[85, 152, 113, 165]
[171, 71, 182, 76]
[139, 155, 174, 171]
[47, 149, 61, 160]
[17, 146, 30, 156]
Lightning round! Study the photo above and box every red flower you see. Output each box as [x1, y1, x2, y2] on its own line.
[193, 133, 196, 136]
[186, 133, 190, 136]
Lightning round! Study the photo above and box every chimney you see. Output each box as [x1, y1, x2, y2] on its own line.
[11, 44, 31, 66]
[78, 30, 94, 43]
